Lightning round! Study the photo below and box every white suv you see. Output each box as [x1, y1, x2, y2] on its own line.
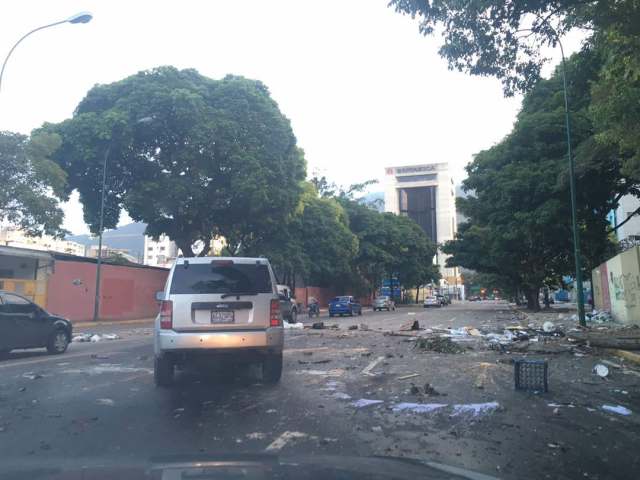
[153, 257, 284, 386]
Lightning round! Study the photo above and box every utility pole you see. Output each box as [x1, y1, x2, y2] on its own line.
[93, 145, 110, 322]
[558, 40, 586, 327]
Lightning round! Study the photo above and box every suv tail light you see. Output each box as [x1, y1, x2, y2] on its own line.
[160, 300, 173, 329]
[270, 299, 282, 327]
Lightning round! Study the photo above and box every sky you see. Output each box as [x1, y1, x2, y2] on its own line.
[0, 1, 584, 235]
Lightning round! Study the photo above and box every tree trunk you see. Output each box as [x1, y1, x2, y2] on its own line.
[198, 234, 213, 257]
[415, 286, 420, 304]
[176, 240, 194, 258]
[525, 288, 540, 311]
[543, 287, 550, 309]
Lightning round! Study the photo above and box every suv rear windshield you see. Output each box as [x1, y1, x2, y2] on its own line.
[170, 263, 273, 295]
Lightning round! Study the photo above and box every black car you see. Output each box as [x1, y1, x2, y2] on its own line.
[0, 291, 72, 357]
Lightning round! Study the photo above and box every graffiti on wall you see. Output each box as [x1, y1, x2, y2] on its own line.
[610, 272, 640, 307]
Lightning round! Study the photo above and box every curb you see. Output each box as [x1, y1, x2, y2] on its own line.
[73, 317, 155, 328]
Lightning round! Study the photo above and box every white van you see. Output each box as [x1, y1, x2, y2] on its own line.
[153, 257, 284, 386]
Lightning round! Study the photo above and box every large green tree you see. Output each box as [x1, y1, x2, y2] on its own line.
[42, 67, 305, 256]
[0, 131, 66, 236]
[444, 49, 628, 310]
[249, 181, 358, 289]
[389, 0, 640, 95]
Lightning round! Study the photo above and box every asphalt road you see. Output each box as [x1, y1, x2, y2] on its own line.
[0, 302, 638, 480]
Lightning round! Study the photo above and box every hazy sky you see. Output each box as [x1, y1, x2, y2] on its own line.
[0, 1, 583, 235]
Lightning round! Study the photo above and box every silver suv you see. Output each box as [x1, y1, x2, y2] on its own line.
[153, 257, 284, 386]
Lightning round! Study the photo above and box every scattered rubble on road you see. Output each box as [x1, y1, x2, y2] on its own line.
[414, 336, 466, 354]
[283, 322, 304, 330]
[72, 333, 121, 343]
[351, 398, 383, 408]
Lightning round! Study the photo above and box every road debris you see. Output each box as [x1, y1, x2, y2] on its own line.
[542, 321, 555, 333]
[351, 398, 383, 408]
[451, 401, 500, 417]
[400, 320, 420, 331]
[22, 372, 42, 380]
[397, 373, 421, 381]
[593, 364, 610, 378]
[96, 398, 115, 406]
[348, 325, 358, 330]
[414, 336, 466, 354]
[284, 322, 304, 330]
[246, 432, 266, 440]
[311, 322, 325, 330]
[359, 323, 370, 331]
[391, 402, 448, 414]
[265, 431, 309, 451]
[601, 405, 632, 416]
[332, 392, 352, 400]
[361, 356, 385, 376]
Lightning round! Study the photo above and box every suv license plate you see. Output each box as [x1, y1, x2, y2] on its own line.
[211, 311, 234, 324]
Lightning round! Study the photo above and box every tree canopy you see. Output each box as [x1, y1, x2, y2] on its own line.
[443, 49, 628, 309]
[0, 131, 67, 237]
[389, 0, 640, 95]
[41, 67, 306, 256]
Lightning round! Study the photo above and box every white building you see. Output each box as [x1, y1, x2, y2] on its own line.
[612, 194, 640, 244]
[384, 162, 461, 292]
[144, 235, 179, 268]
[143, 235, 227, 268]
[0, 228, 86, 256]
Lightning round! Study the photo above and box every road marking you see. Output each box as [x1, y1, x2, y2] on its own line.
[265, 431, 309, 451]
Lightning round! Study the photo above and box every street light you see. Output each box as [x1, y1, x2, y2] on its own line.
[517, 22, 586, 326]
[93, 116, 153, 322]
[0, 11, 93, 93]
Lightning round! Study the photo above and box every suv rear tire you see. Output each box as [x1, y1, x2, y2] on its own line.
[154, 355, 174, 387]
[263, 353, 283, 384]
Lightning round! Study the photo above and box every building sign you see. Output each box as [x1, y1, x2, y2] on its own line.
[386, 164, 446, 176]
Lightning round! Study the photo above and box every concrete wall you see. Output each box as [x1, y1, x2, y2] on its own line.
[593, 246, 640, 325]
[46, 259, 169, 322]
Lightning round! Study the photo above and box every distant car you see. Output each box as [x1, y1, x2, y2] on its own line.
[373, 296, 395, 312]
[468, 295, 481, 302]
[423, 296, 440, 308]
[0, 291, 72, 356]
[436, 294, 447, 306]
[329, 296, 362, 317]
[277, 284, 298, 323]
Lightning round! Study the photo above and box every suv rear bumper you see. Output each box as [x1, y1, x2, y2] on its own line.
[156, 327, 284, 354]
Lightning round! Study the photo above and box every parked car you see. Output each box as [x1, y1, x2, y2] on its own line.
[277, 284, 298, 323]
[153, 257, 284, 386]
[0, 291, 72, 356]
[423, 296, 441, 308]
[436, 294, 447, 307]
[329, 296, 362, 317]
[373, 295, 395, 312]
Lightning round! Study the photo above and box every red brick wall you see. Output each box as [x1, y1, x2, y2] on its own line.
[46, 259, 168, 322]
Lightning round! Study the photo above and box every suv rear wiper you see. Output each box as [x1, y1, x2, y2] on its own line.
[221, 291, 258, 298]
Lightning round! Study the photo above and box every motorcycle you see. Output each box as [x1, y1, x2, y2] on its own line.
[308, 301, 320, 317]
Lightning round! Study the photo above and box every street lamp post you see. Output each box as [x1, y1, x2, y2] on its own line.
[517, 23, 587, 326]
[0, 12, 92, 93]
[556, 39, 587, 327]
[92, 144, 110, 323]
[92, 116, 152, 322]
